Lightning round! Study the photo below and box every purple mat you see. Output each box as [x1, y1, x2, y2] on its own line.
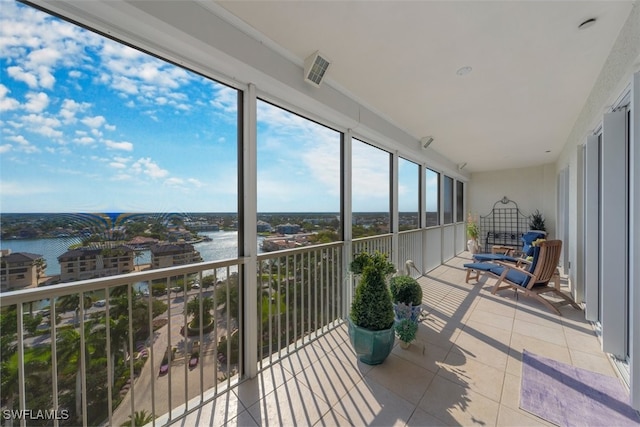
[520, 350, 640, 427]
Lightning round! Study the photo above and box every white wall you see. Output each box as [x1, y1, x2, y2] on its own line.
[556, 3, 640, 289]
[554, 2, 640, 410]
[467, 164, 557, 238]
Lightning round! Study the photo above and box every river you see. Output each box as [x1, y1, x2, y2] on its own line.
[0, 231, 265, 276]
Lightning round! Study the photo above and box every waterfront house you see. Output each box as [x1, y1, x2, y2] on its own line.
[57, 246, 135, 282]
[150, 243, 203, 269]
[0, 250, 46, 291]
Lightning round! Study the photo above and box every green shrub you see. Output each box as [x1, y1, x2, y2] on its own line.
[395, 318, 418, 343]
[349, 251, 395, 331]
[389, 275, 422, 305]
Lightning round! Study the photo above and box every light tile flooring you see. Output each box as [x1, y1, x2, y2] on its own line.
[165, 253, 622, 426]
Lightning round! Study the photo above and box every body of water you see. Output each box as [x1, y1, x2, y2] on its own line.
[1, 231, 265, 276]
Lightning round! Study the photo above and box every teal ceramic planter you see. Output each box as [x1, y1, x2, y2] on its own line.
[347, 318, 395, 365]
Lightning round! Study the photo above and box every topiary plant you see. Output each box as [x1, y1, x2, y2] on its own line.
[349, 251, 395, 331]
[389, 275, 423, 305]
[529, 209, 546, 232]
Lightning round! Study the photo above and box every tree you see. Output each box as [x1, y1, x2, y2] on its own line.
[56, 323, 99, 423]
[122, 410, 154, 427]
[57, 293, 93, 326]
[186, 296, 214, 328]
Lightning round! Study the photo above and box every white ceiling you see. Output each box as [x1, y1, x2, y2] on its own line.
[215, 1, 634, 172]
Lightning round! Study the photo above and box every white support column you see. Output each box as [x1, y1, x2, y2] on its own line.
[391, 151, 399, 269]
[343, 130, 353, 318]
[421, 165, 428, 274]
[243, 83, 258, 378]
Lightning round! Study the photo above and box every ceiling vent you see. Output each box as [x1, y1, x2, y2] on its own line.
[304, 51, 331, 87]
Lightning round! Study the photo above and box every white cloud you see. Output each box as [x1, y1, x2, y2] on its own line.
[6, 135, 29, 146]
[0, 144, 12, 153]
[132, 157, 168, 179]
[109, 161, 127, 169]
[81, 115, 106, 129]
[73, 136, 95, 145]
[7, 66, 38, 88]
[187, 178, 203, 188]
[164, 177, 184, 186]
[105, 139, 133, 151]
[60, 99, 91, 123]
[113, 156, 131, 163]
[24, 91, 49, 112]
[22, 113, 62, 138]
[0, 84, 20, 111]
[27, 47, 61, 67]
[36, 65, 55, 89]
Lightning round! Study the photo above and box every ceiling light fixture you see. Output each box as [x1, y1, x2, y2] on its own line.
[304, 51, 331, 87]
[458, 162, 467, 170]
[421, 136, 434, 149]
[578, 18, 597, 30]
[456, 66, 472, 76]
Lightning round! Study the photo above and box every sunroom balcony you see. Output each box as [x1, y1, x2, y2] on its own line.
[1, 233, 619, 427]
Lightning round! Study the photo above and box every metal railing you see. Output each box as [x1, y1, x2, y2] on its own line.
[398, 229, 424, 277]
[352, 234, 392, 258]
[0, 240, 350, 427]
[256, 242, 344, 371]
[0, 259, 247, 427]
[0, 231, 456, 426]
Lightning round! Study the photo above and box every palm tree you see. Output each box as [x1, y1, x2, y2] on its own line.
[186, 296, 214, 329]
[122, 410, 154, 427]
[57, 293, 93, 326]
[56, 322, 100, 423]
[1, 346, 52, 415]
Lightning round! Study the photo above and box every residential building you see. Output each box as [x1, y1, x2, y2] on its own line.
[0, 250, 46, 291]
[275, 223, 300, 234]
[57, 246, 135, 282]
[150, 243, 203, 269]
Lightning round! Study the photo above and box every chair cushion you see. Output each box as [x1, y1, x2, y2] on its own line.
[522, 231, 546, 256]
[464, 262, 496, 272]
[464, 262, 531, 287]
[473, 253, 517, 263]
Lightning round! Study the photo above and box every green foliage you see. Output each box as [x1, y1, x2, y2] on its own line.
[122, 410, 154, 427]
[217, 332, 240, 365]
[395, 318, 418, 343]
[187, 296, 214, 328]
[151, 283, 167, 296]
[466, 212, 479, 240]
[201, 275, 216, 288]
[389, 275, 422, 305]
[350, 251, 396, 276]
[529, 209, 546, 232]
[349, 252, 395, 331]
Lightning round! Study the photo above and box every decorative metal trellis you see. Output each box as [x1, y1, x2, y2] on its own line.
[479, 197, 531, 253]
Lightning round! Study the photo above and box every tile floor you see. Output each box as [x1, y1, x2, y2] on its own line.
[163, 252, 621, 426]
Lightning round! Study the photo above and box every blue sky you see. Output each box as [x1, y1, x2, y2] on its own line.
[0, 0, 433, 214]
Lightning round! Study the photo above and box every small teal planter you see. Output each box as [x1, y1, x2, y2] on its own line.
[347, 318, 395, 365]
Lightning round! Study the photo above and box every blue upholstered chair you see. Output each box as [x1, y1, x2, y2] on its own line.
[464, 240, 580, 316]
[472, 230, 547, 263]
